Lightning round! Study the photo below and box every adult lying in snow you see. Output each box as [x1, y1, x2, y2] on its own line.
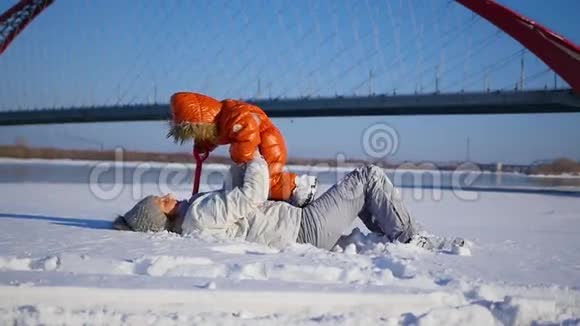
[114, 153, 421, 250]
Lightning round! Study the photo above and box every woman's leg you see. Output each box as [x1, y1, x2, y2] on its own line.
[298, 164, 417, 250]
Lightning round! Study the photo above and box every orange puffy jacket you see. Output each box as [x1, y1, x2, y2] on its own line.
[170, 92, 296, 201]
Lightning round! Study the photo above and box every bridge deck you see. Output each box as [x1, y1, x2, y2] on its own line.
[0, 90, 578, 125]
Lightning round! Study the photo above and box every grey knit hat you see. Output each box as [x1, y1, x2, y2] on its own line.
[120, 195, 169, 232]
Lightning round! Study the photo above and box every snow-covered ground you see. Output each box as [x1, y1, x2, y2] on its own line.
[1, 164, 580, 325]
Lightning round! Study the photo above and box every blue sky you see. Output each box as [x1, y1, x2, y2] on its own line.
[0, 0, 579, 164]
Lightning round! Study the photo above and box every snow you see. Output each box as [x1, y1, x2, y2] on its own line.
[1, 164, 580, 324]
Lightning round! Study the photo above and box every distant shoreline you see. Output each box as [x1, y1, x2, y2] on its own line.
[1, 145, 578, 177]
[0, 157, 491, 175]
[0, 145, 370, 169]
[3, 157, 580, 181]
[526, 173, 580, 179]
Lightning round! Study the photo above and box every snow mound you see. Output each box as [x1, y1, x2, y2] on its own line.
[2, 287, 578, 325]
[0, 256, 60, 272]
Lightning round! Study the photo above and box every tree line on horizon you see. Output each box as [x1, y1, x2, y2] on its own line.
[0, 144, 578, 176]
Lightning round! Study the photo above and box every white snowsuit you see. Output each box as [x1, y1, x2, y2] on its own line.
[181, 155, 417, 249]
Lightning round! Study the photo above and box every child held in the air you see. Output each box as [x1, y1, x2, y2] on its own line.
[168, 92, 317, 207]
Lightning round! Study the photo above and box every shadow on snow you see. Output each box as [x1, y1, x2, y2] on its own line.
[0, 213, 112, 230]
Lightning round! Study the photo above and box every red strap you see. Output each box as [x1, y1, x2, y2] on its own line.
[192, 146, 209, 195]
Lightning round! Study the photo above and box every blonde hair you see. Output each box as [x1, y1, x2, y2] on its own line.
[167, 122, 218, 144]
